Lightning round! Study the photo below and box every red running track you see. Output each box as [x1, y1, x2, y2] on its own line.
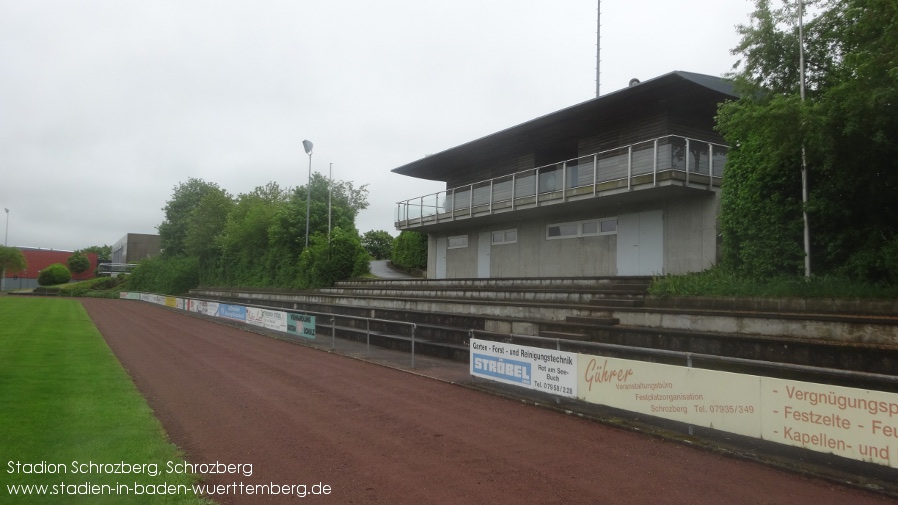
[82, 299, 896, 505]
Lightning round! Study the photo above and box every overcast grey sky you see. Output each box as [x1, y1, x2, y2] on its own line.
[1, 0, 753, 252]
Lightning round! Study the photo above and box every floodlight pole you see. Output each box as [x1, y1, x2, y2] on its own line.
[799, 0, 811, 277]
[328, 163, 333, 245]
[303, 140, 313, 249]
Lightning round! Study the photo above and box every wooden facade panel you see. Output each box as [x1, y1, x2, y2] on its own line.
[444, 152, 534, 189]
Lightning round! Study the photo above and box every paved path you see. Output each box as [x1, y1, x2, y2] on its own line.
[82, 299, 896, 505]
[369, 259, 417, 279]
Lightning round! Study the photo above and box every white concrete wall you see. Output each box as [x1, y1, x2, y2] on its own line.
[663, 192, 720, 275]
[426, 191, 720, 279]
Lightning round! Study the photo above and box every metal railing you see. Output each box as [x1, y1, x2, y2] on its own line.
[292, 308, 418, 368]
[97, 263, 138, 276]
[178, 297, 420, 369]
[395, 135, 728, 227]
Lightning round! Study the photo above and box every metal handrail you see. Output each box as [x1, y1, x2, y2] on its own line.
[257, 306, 418, 369]
[176, 296, 419, 368]
[395, 134, 728, 226]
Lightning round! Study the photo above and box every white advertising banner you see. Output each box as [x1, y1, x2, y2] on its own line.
[470, 339, 578, 398]
[761, 377, 898, 467]
[188, 299, 219, 316]
[246, 307, 288, 333]
[577, 355, 763, 438]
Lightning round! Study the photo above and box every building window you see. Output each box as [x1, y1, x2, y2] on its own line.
[547, 222, 579, 238]
[491, 229, 517, 245]
[548, 218, 617, 239]
[448, 235, 468, 249]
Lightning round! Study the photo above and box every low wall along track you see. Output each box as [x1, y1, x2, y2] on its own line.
[82, 298, 896, 504]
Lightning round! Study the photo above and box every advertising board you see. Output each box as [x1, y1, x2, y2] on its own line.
[470, 339, 577, 398]
[246, 307, 288, 333]
[217, 304, 247, 322]
[285, 313, 316, 339]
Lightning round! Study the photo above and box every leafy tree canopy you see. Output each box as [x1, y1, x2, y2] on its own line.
[81, 245, 111, 261]
[0, 245, 27, 273]
[150, 174, 371, 289]
[719, 0, 898, 282]
[157, 178, 227, 257]
[67, 251, 91, 274]
[362, 230, 394, 260]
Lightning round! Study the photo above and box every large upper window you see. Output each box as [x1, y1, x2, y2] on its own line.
[547, 218, 617, 239]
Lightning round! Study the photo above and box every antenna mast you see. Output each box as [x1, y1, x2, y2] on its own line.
[596, 0, 601, 97]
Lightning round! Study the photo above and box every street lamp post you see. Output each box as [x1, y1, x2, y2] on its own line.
[302, 140, 314, 249]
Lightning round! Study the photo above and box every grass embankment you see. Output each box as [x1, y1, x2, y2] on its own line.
[649, 268, 898, 299]
[44, 277, 128, 298]
[0, 298, 210, 504]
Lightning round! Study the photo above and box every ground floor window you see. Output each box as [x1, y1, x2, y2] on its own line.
[548, 218, 617, 239]
[448, 235, 468, 249]
[491, 229, 517, 245]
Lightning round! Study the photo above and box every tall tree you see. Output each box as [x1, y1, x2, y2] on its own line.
[0, 245, 27, 274]
[218, 182, 289, 285]
[157, 178, 227, 257]
[66, 251, 91, 274]
[362, 230, 394, 260]
[269, 173, 369, 260]
[719, 0, 898, 281]
[81, 245, 111, 261]
[185, 188, 235, 281]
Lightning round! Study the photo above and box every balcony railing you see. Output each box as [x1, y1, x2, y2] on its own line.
[395, 135, 727, 228]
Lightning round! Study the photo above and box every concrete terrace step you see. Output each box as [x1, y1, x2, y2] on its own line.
[335, 276, 652, 290]
[315, 287, 645, 305]
[564, 316, 622, 326]
[319, 276, 651, 306]
[189, 284, 898, 376]
[195, 289, 625, 323]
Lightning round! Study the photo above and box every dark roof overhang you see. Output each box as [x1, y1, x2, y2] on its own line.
[390, 71, 737, 182]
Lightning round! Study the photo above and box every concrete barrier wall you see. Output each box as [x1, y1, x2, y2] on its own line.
[473, 339, 898, 470]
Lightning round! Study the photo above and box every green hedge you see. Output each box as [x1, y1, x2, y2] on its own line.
[391, 231, 427, 270]
[127, 255, 199, 295]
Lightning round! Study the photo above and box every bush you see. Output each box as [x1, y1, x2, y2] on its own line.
[127, 255, 199, 295]
[391, 231, 427, 270]
[37, 263, 72, 286]
[648, 267, 898, 299]
[297, 228, 369, 288]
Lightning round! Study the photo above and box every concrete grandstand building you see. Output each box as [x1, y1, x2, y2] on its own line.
[392, 71, 737, 279]
[110, 233, 161, 264]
